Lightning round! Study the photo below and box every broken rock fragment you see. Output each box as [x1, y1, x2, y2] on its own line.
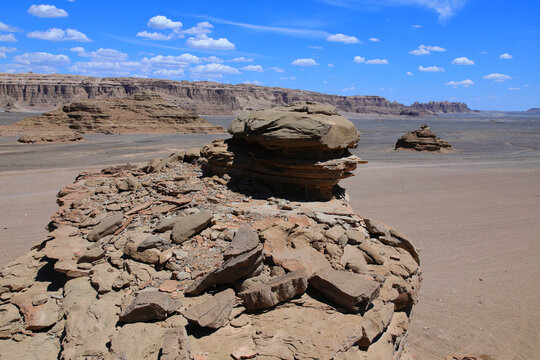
[309, 268, 381, 313]
[87, 213, 123, 242]
[119, 288, 182, 323]
[183, 288, 236, 329]
[171, 210, 212, 244]
[223, 224, 260, 260]
[239, 270, 308, 310]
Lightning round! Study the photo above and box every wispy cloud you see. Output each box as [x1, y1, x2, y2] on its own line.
[419, 65, 445, 72]
[327, 33, 360, 43]
[451, 56, 474, 65]
[318, 0, 467, 21]
[483, 73, 511, 82]
[446, 79, 474, 87]
[181, 14, 330, 38]
[292, 58, 319, 66]
[409, 44, 446, 55]
[354, 56, 389, 64]
[499, 53, 512, 59]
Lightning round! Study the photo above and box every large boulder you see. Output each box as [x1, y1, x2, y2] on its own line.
[202, 102, 365, 200]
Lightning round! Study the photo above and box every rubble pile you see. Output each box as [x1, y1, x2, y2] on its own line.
[395, 124, 452, 152]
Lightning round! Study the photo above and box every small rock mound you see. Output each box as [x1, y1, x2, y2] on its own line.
[395, 124, 452, 152]
[11, 91, 225, 136]
[202, 101, 365, 200]
[18, 133, 84, 144]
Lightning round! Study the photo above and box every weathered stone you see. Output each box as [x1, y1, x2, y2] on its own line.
[77, 245, 105, 263]
[358, 301, 394, 346]
[183, 288, 236, 329]
[123, 233, 161, 265]
[43, 234, 89, 261]
[309, 268, 381, 313]
[346, 227, 369, 244]
[340, 245, 369, 274]
[223, 224, 260, 260]
[108, 322, 165, 360]
[138, 235, 171, 250]
[10, 285, 60, 331]
[325, 242, 343, 258]
[239, 270, 308, 310]
[161, 327, 191, 360]
[395, 124, 452, 152]
[87, 213, 123, 241]
[90, 262, 120, 294]
[0, 304, 21, 333]
[0, 333, 60, 360]
[171, 210, 212, 244]
[389, 228, 420, 264]
[185, 245, 263, 296]
[119, 288, 182, 323]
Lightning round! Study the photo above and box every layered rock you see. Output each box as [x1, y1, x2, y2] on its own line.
[411, 101, 474, 113]
[0, 73, 437, 115]
[0, 143, 421, 359]
[202, 101, 365, 200]
[7, 90, 224, 136]
[395, 124, 452, 152]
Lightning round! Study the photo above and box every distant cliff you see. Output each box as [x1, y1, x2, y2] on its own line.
[410, 101, 473, 113]
[525, 108, 540, 114]
[0, 73, 472, 115]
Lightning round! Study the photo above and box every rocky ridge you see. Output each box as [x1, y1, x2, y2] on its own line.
[0, 105, 422, 359]
[411, 101, 473, 114]
[8, 91, 224, 137]
[0, 72, 470, 115]
[395, 124, 452, 152]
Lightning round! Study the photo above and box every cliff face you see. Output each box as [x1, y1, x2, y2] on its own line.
[525, 108, 540, 114]
[0, 73, 433, 115]
[411, 101, 473, 113]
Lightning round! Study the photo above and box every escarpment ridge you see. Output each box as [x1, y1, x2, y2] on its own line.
[0, 72, 473, 115]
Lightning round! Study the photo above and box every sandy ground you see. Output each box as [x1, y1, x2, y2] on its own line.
[1, 112, 539, 359]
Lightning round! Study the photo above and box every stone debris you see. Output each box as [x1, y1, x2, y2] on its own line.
[0, 105, 422, 359]
[395, 124, 452, 152]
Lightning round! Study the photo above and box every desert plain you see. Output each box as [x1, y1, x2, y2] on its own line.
[1, 112, 539, 359]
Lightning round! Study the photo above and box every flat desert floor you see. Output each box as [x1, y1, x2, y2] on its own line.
[1, 112, 539, 359]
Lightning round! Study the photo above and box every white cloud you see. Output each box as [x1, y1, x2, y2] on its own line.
[242, 65, 263, 72]
[231, 57, 253, 62]
[508, 87, 520, 91]
[13, 52, 70, 65]
[185, 34, 235, 50]
[142, 54, 201, 67]
[308, 45, 323, 49]
[479, 51, 488, 54]
[292, 58, 319, 66]
[280, 76, 296, 80]
[268, 67, 284, 72]
[136, 31, 173, 41]
[243, 80, 263, 85]
[203, 56, 223, 63]
[148, 15, 182, 30]
[70, 61, 142, 76]
[419, 65, 445, 72]
[182, 22, 213, 35]
[445, 79, 474, 87]
[327, 33, 360, 44]
[354, 56, 388, 64]
[406, 71, 414, 76]
[342, 86, 356, 92]
[191, 63, 240, 78]
[412, 24, 423, 28]
[451, 56, 474, 65]
[0, 52, 6, 59]
[0, 34, 16, 42]
[28, 5, 68, 18]
[499, 53, 512, 59]
[327, 63, 334, 67]
[369, 37, 380, 42]
[72, 47, 129, 61]
[153, 69, 184, 77]
[0, 46, 16, 53]
[483, 73, 512, 82]
[409, 44, 446, 55]
[27, 28, 90, 42]
[0, 21, 21, 32]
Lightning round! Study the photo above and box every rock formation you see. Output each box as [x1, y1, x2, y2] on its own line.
[395, 124, 452, 152]
[8, 91, 224, 136]
[0, 72, 456, 115]
[0, 108, 422, 359]
[411, 101, 474, 113]
[525, 108, 540, 114]
[202, 101, 365, 200]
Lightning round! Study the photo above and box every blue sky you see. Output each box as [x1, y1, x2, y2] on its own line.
[0, 0, 538, 110]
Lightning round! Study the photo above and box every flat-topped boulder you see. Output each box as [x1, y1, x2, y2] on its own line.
[202, 101, 365, 200]
[395, 124, 452, 152]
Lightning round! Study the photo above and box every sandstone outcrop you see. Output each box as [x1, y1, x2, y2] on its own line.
[0, 123, 422, 359]
[395, 124, 452, 152]
[8, 91, 224, 136]
[0, 72, 441, 115]
[18, 133, 85, 144]
[202, 101, 365, 200]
